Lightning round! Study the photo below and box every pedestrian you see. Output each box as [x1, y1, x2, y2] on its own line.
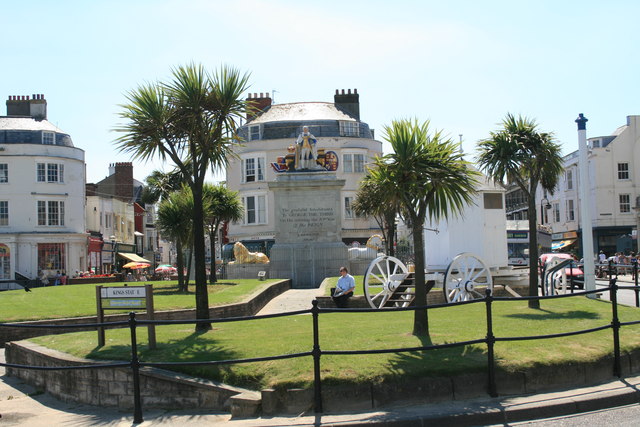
[40, 271, 49, 286]
[332, 266, 355, 308]
[54, 270, 61, 286]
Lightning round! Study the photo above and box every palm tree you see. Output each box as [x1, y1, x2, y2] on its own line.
[141, 169, 185, 205]
[477, 113, 564, 309]
[373, 119, 480, 336]
[352, 176, 399, 256]
[114, 64, 250, 331]
[156, 186, 193, 292]
[203, 183, 243, 283]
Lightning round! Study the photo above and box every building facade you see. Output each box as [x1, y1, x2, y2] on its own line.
[0, 95, 87, 281]
[225, 89, 382, 251]
[538, 115, 640, 256]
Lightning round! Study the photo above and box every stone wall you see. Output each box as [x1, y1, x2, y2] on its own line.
[0, 279, 290, 347]
[5, 341, 258, 413]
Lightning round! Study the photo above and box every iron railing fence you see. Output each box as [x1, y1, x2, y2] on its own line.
[1, 278, 637, 423]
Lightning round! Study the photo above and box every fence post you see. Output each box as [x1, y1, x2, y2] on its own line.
[484, 288, 497, 397]
[609, 279, 621, 378]
[609, 259, 614, 280]
[129, 312, 144, 423]
[634, 260, 639, 308]
[311, 299, 323, 413]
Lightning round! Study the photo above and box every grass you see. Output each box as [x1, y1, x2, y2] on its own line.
[0, 279, 279, 322]
[29, 295, 640, 391]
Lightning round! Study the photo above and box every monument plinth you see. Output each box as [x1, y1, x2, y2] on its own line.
[268, 172, 348, 288]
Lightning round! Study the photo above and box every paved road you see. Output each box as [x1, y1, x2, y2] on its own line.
[503, 403, 640, 426]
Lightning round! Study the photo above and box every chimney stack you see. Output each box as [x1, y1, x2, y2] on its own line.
[334, 88, 359, 120]
[114, 162, 134, 201]
[6, 94, 47, 120]
[246, 92, 272, 120]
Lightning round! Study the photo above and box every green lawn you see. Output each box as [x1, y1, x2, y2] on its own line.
[30, 296, 640, 391]
[0, 279, 279, 322]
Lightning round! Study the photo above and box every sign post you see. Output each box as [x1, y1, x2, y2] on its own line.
[96, 284, 156, 349]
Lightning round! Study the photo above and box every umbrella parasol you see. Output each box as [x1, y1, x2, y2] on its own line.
[155, 265, 177, 273]
[122, 262, 150, 269]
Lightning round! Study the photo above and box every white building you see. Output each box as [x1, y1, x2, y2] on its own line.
[539, 115, 640, 256]
[0, 95, 87, 281]
[225, 89, 383, 253]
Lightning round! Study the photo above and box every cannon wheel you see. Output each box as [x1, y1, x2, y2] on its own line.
[364, 256, 410, 309]
[443, 253, 493, 303]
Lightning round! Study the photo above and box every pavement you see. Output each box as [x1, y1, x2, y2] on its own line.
[2, 284, 640, 426]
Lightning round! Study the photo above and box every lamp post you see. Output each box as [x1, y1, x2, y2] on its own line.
[540, 197, 551, 224]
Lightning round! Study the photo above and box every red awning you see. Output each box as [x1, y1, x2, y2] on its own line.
[88, 237, 103, 253]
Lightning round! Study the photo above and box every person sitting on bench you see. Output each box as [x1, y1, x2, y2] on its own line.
[332, 266, 355, 308]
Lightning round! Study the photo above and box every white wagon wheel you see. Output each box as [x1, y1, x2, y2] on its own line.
[364, 256, 411, 309]
[443, 253, 493, 303]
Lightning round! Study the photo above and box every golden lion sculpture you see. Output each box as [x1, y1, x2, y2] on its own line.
[229, 242, 269, 264]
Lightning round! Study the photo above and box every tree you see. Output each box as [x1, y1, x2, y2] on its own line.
[352, 177, 399, 256]
[203, 183, 243, 283]
[156, 186, 193, 292]
[476, 113, 564, 309]
[373, 119, 479, 336]
[141, 169, 185, 205]
[115, 64, 250, 331]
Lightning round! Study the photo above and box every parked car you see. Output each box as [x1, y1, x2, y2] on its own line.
[539, 253, 584, 289]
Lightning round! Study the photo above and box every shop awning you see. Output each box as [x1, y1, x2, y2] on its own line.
[117, 252, 151, 263]
[551, 239, 577, 251]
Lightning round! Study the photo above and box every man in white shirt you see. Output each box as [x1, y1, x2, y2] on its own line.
[332, 266, 355, 308]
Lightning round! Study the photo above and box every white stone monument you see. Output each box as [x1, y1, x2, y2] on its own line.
[268, 171, 348, 288]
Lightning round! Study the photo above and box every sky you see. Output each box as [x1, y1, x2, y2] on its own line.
[3, 0, 639, 184]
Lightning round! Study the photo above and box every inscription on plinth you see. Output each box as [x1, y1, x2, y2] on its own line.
[278, 206, 338, 242]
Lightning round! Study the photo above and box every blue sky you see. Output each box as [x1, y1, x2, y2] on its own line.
[3, 0, 639, 183]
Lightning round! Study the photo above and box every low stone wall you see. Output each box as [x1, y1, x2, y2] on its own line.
[260, 350, 640, 415]
[0, 279, 290, 347]
[5, 341, 258, 414]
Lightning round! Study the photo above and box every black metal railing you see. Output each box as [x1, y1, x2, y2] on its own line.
[1, 278, 638, 422]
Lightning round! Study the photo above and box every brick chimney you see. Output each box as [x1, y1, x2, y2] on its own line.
[334, 89, 359, 120]
[246, 92, 272, 120]
[114, 162, 134, 201]
[6, 94, 47, 120]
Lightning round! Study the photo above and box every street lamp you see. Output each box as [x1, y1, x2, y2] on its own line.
[540, 197, 551, 224]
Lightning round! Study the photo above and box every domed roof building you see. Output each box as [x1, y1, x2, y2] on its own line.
[0, 95, 86, 285]
[225, 89, 382, 259]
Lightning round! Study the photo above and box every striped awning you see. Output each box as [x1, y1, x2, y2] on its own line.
[117, 252, 151, 263]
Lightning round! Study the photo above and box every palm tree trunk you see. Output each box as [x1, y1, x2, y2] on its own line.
[185, 246, 192, 287]
[192, 181, 212, 331]
[209, 228, 217, 283]
[176, 240, 186, 292]
[411, 221, 429, 336]
[528, 193, 540, 309]
[386, 215, 396, 257]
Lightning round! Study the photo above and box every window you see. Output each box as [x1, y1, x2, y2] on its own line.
[36, 162, 64, 183]
[147, 236, 154, 251]
[553, 203, 560, 223]
[618, 163, 630, 180]
[38, 243, 65, 271]
[620, 194, 631, 213]
[343, 153, 365, 173]
[483, 193, 503, 209]
[0, 244, 9, 279]
[248, 125, 261, 141]
[244, 195, 266, 224]
[345, 197, 354, 219]
[42, 131, 54, 145]
[37, 201, 65, 226]
[343, 154, 353, 173]
[0, 201, 7, 226]
[339, 121, 359, 137]
[566, 199, 575, 221]
[591, 139, 600, 148]
[243, 157, 265, 183]
[566, 170, 573, 190]
[0, 164, 7, 183]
